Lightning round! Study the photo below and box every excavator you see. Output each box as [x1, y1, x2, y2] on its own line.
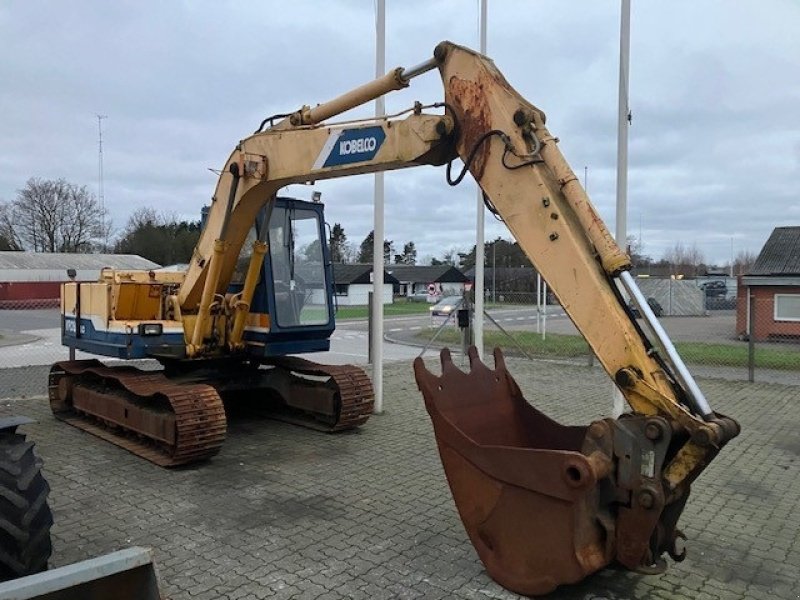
[49, 41, 739, 594]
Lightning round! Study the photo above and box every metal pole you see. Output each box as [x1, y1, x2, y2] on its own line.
[748, 290, 755, 382]
[461, 295, 471, 360]
[613, 0, 631, 418]
[97, 114, 107, 249]
[67, 271, 76, 361]
[367, 291, 374, 365]
[371, 0, 386, 414]
[536, 273, 541, 334]
[616, 0, 631, 248]
[542, 281, 547, 341]
[492, 241, 496, 303]
[473, 0, 488, 359]
[584, 166, 588, 193]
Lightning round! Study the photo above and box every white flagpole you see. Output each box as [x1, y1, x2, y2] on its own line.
[372, 0, 386, 414]
[613, 0, 631, 418]
[474, 0, 488, 358]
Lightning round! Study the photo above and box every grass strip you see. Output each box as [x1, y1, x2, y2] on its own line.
[414, 329, 800, 371]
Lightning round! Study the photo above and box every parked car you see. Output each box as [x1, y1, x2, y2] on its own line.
[430, 295, 463, 317]
[700, 280, 728, 297]
[629, 297, 663, 318]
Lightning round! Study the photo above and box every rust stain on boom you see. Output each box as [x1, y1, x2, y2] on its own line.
[446, 74, 492, 180]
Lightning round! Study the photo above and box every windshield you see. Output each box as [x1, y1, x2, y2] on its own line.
[268, 205, 330, 327]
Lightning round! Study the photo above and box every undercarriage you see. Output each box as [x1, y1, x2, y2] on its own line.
[48, 357, 374, 467]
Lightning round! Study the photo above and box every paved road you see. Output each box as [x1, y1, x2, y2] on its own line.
[385, 308, 753, 345]
[2, 307, 795, 393]
[0, 308, 60, 331]
[0, 306, 743, 343]
[0, 307, 566, 334]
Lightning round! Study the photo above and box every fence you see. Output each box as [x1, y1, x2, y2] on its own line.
[412, 288, 799, 387]
[0, 287, 798, 402]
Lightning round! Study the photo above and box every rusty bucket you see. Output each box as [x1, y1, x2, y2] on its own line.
[414, 348, 616, 596]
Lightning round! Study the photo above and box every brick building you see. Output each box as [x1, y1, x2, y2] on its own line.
[0, 252, 159, 308]
[736, 226, 800, 340]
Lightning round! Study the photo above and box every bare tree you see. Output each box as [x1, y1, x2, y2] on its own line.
[342, 242, 358, 264]
[626, 234, 651, 269]
[0, 203, 22, 250]
[3, 178, 109, 252]
[733, 250, 757, 276]
[663, 241, 706, 277]
[442, 248, 461, 267]
[122, 206, 161, 231]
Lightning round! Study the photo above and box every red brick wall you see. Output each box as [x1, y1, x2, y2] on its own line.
[736, 280, 800, 340]
[0, 281, 62, 308]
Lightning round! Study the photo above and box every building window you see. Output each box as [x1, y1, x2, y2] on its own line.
[335, 284, 348, 297]
[774, 294, 800, 322]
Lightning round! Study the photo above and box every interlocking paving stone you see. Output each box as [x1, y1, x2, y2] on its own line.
[1, 356, 798, 599]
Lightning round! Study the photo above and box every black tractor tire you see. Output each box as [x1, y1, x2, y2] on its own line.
[0, 428, 53, 582]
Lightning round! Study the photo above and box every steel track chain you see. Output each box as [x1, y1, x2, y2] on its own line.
[267, 356, 374, 430]
[48, 360, 226, 467]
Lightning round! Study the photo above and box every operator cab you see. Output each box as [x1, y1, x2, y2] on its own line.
[230, 196, 335, 358]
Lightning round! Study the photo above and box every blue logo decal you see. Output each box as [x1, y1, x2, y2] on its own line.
[320, 126, 386, 168]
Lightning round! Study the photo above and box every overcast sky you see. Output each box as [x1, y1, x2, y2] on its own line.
[1, 1, 798, 266]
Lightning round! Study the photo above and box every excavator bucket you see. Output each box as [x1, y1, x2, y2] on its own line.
[414, 347, 616, 596]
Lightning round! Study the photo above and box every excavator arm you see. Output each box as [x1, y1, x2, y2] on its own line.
[434, 42, 739, 450]
[414, 43, 739, 594]
[71, 40, 737, 594]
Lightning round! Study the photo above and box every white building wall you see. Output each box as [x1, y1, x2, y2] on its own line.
[335, 283, 394, 306]
[308, 289, 327, 305]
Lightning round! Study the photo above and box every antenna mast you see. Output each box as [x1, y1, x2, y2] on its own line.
[96, 114, 108, 248]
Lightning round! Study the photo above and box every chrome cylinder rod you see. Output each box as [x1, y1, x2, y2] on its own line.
[290, 57, 439, 127]
[618, 271, 714, 419]
[399, 57, 438, 82]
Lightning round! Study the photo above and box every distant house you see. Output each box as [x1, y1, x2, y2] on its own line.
[736, 227, 800, 340]
[331, 264, 400, 306]
[386, 265, 468, 298]
[0, 252, 161, 308]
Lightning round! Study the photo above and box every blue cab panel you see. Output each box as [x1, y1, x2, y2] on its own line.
[62, 316, 185, 360]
